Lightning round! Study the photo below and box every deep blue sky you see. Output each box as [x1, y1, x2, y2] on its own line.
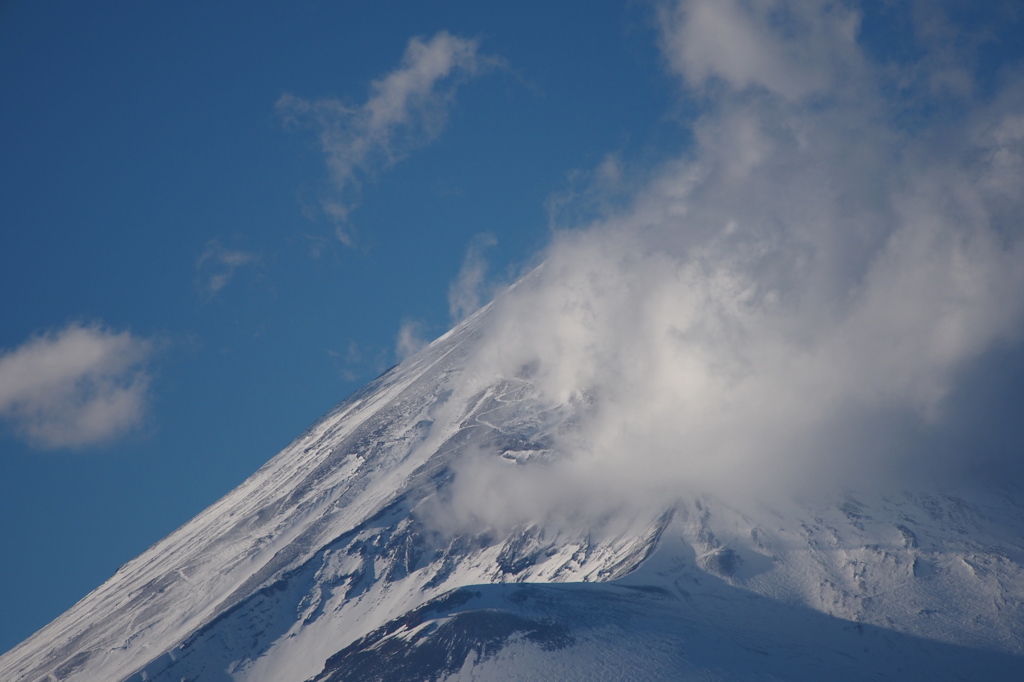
[2, 0, 1024, 657]
[0, 0, 684, 651]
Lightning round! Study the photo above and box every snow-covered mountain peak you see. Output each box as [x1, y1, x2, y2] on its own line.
[2, 303, 1023, 681]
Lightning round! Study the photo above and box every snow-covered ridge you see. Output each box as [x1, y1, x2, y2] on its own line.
[0, 311, 484, 682]
[2, 303, 1023, 681]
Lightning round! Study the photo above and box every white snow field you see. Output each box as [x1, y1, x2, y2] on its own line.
[2, 306, 1023, 681]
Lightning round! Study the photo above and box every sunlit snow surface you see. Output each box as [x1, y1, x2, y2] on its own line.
[2, 307, 1023, 681]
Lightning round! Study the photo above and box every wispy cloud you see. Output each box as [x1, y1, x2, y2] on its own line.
[396, 319, 429, 361]
[328, 340, 393, 382]
[195, 241, 259, 299]
[278, 31, 494, 245]
[448, 232, 497, 323]
[439, 0, 1024, 525]
[0, 324, 155, 449]
[658, 0, 864, 100]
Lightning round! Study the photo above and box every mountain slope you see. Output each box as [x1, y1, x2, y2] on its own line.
[2, 305, 1023, 681]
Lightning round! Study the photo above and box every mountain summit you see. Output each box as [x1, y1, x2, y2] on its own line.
[2, 303, 1023, 681]
[5, 1, 1024, 678]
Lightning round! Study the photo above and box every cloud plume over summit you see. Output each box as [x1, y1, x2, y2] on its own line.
[443, 0, 1024, 521]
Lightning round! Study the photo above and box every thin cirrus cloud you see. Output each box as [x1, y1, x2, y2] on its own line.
[0, 323, 154, 449]
[396, 231, 496, 361]
[278, 31, 494, 246]
[195, 240, 260, 299]
[433, 0, 1024, 530]
[395, 319, 429, 361]
[448, 232, 497, 324]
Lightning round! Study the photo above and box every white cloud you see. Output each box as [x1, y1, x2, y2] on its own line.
[436, 1, 1024, 525]
[328, 340, 393, 382]
[195, 241, 259, 298]
[396, 320, 429, 361]
[278, 31, 492, 244]
[545, 153, 636, 232]
[0, 324, 155, 449]
[448, 233, 497, 323]
[658, 0, 863, 99]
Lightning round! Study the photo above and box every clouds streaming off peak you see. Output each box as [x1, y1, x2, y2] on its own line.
[448, 233, 498, 324]
[396, 320, 428, 361]
[0, 324, 155, 449]
[659, 0, 863, 99]
[439, 0, 1024, 521]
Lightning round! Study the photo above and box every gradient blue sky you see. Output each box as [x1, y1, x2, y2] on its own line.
[0, 0, 680, 651]
[2, 0, 1023, 655]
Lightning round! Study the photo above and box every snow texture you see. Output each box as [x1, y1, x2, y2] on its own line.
[2, 305, 1023, 681]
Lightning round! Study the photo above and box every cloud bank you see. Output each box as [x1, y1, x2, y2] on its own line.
[440, 0, 1024, 522]
[0, 324, 154, 449]
[278, 32, 492, 245]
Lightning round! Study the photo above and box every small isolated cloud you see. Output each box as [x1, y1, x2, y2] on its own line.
[396, 320, 428, 361]
[448, 233, 497, 323]
[0, 324, 154, 449]
[195, 241, 259, 299]
[278, 31, 495, 245]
